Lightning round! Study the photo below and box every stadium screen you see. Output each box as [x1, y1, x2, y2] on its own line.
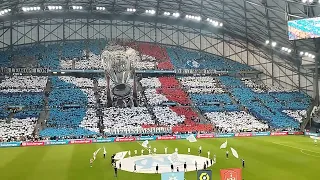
[288, 17, 320, 40]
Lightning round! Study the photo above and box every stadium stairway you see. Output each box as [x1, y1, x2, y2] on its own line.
[36, 77, 51, 132]
[93, 78, 104, 133]
[302, 101, 316, 130]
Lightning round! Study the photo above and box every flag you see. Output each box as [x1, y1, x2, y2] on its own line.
[197, 170, 212, 180]
[187, 134, 197, 142]
[93, 148, 101, 159]
[161, 172, 184, 180]
[103, 147, 106, 154]
[114, 151, 128, 160]
[220, 140, 227, 149]
[141, 140, 149, 148]
[230, 147, 239, 159]
[220, 168, 242, 180]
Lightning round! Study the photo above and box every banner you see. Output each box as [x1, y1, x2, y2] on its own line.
[253, 132, 270, 136]
[136, 136, 156, 141]
[161, 172, 184, 180]
[220, 168, 242, 180]
[115, 137, 136, 142]
[235, 132, 252, 137]
[46, 140, 69, 145]
[93, 138, 115, 143]
[69, 139, 92, 144]
[215, 133, 235, 138]
[0, 142, 21, 148]
[270, 132, 288, 136]
[156, 136, 176, 140]
[197, 134, 214, 139]
[21, 142, 45, 147]
[175, 134, 196, 139]
[288, 131, 303, 135]
[304, 132, 320, 136]
[197, 170, 212, 180]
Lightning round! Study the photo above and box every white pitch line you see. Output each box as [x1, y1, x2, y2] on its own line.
[300, 150, 320, 158]
[271, 142, 320, 155]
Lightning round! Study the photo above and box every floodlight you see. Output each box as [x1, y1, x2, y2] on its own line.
[305, 52, 309, 56]
[271, 42, 276, 47]
[302, 0, 307, 2]
[265, 40, 269, 44]
[311, 55, 315, 59]
[219, 23, 223, 27]
[308, 0, 313, 3]
[173, 12, 180, 17]
[299, 52, 304, 56]
[288, 49, 292, 53]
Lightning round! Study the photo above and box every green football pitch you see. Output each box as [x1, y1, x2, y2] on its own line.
[0, 136, 319, 180]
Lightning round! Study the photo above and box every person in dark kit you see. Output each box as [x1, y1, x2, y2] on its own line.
[111, 154, 115, 164]
[226, 150, 229, 159]
[171, 163, 174, 172]
[203, 162, 207, 169]
[156, 164, 159, 174]
[184, 162, 187, 172]
[210, 159, 213, 165]
[242, 159, 245, 168]
[114, 166, 118, 177]
[119, 162, 121, 169]
[134, 164, 137, 172]
[103, 151, 106, 159]
[176, 167, 179, 172]
[195, 161, 198, 171]
[206, 160, 209, 167]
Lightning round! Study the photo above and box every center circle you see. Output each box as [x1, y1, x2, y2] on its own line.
[116, 154, 214, 174]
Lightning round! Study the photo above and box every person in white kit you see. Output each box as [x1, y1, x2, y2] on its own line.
[128, 150, 131, 157]
[134, 150, 137, 156]
[314, 138, 318, 146]
[153, 147, 157, 154]
[148, 148, 151, 154]
[188, 147, 190, 154]
[199, 146, 202, 156]
[141, 149, 144, 155]
[164, 147, 168, 154]
[175, 148, 178, 153]
[207, 151, 210, 158]
[214, 154, 216, 162]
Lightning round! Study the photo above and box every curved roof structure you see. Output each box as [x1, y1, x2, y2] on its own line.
[0, 0, 319, 62]
[0, 0, 318, 99]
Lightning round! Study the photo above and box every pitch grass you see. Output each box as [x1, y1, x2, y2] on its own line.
[0, 136, 319, 180]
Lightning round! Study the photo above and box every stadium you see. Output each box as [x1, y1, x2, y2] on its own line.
[0, 0, 319, 180]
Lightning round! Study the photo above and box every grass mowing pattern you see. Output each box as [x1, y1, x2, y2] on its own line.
[0, 136, 319, 180]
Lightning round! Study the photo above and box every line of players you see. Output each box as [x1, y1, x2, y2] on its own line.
[91, 146, 245, 176]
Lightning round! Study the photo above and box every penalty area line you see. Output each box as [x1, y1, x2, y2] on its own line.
[271, 142, 320, 157]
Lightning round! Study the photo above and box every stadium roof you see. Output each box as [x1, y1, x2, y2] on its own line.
[0, 0, 320, 65]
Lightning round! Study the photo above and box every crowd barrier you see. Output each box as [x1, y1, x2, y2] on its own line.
[0, 131, 303, 148]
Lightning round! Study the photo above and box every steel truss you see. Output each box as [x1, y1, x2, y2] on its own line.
[0, 0, 318, 102]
